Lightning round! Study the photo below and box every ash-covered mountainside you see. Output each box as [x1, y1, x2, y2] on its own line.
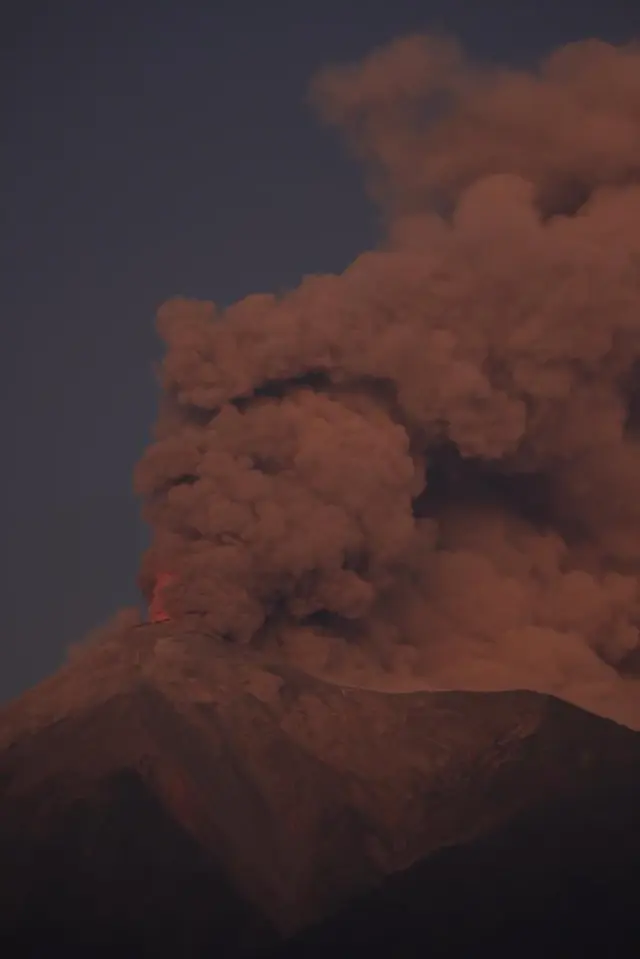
[279, 759, 640, 958]
[1, 622, 639, 957]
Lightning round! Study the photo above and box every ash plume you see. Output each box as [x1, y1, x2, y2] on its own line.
[135, 34, 640, 727]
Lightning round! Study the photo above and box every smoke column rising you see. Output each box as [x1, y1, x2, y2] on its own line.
[135, 34, 640, 728]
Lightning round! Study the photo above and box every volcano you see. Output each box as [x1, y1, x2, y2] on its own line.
[1, 621, 639, 957]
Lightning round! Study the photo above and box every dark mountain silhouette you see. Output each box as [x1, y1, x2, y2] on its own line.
[1, 621, 639, 957]
[277, 761, 640, 957]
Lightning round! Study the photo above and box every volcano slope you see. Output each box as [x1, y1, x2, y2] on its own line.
[1, 621, 639, 957]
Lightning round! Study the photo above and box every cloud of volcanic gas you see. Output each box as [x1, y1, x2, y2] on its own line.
[135, 34, 640, 727]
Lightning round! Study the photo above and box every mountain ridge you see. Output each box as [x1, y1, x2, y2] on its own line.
[1, 623, 639, 955]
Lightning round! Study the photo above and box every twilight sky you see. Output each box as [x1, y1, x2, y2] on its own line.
[2, 0, 637, 703]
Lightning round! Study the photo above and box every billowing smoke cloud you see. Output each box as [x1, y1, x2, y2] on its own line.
[135, 35, 640, 728]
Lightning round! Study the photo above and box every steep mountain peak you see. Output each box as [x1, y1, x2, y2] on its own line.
[2, 622, 639, 956]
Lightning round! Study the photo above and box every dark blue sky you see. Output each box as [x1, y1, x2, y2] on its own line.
[3, 0, 637, 702]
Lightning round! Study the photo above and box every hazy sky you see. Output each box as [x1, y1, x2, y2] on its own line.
[2, 0, 637, 702]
